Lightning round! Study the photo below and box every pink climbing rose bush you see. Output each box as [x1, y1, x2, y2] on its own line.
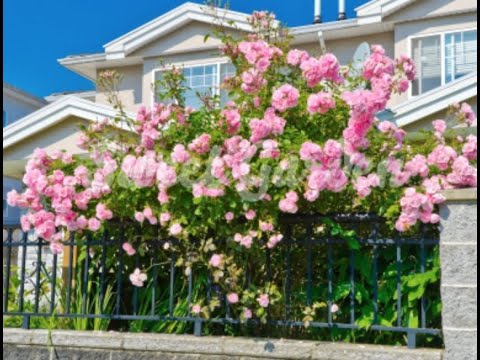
[7, 10, 477, 323]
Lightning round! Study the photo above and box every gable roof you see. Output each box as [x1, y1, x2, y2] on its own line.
[104, 2, 252, 60]
[60, 1, 427, 81]
[3, 82, 48, 108]
[378, 72, 478, 127]
[3, 96, 134, 149]
[355, 0, 417, 17]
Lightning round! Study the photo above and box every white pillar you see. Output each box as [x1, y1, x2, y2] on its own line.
[314, 0, 322, 23]
[338, 0, 347, 20]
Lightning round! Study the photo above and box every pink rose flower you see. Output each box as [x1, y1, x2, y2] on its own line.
[257, 293, 270, 308]
[88, 218, 101, 232]
[227, 293, 239, 304]
[96, 203, 113, 221]
[209, 254, 223, 268]
[192, 304, 202, 314]
[271, 84, 299, 112]
[122, 242, 136, 256]
[225, 212, 234, 222]
[169, 223, 183, 236]
[245, 210, 256, 221]
[243, 308, 253, 319]
[129, 268, 148, 287]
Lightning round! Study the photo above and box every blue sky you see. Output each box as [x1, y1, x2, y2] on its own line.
[3, 0, 368, 98]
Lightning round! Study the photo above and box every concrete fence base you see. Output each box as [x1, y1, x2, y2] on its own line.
[3, 328, 443, 360]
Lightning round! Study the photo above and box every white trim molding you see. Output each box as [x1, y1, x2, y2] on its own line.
[383, 72, 477, 128]
[3, 96, 135, 150]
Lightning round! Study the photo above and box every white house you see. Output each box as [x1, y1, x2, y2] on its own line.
[3, 83, 47, 224]
[3, 0, 478, 185]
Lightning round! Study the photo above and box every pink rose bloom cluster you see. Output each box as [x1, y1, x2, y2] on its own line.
[377, 121, 406, 150]
[453, 102, 477, 126]
[135, 104, 173, 149]
[234, 233, 254, 249]
[279, 191, 299, 213]
[122, 152, 159, 188]
[362, 45, 395, 81]
[192, 182, 225, 198]
[427, 145, 458, 171]
[135, 207, 158, 225]
[463, 135, 477, 161]
[248, 11, 276, 29]
[353, 174, 381, 198]
[447, 156, 477, 188]
[122, 152, 176, 204]
[286, 49, 309, 66]
[300, 140, 347, 201]
[188, 134, 211, 155]
[238, 39, 282, 73]
[271, 84, 299, 112]
[300, 54, 343, 87]
[7, 149, 116, 254]
[307, 92, 336, 115]
[221, 105, 242, 135]
[171, 144, 190, 164]
[220, 136, 258, 182]
[249, 108, 286, 143]
[259, 140, 280, 159]
[241, 69, 267, 94]
[396, 54, 416, 81]
[395, 188, 445, 232]
[267, 234, 283, 249]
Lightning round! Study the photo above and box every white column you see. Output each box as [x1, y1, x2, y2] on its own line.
[314, 0, 322, 23]
[338, 0, 347, 20]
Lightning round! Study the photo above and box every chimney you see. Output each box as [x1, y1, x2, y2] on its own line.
[314, 0, 322, 23]
[338, 0, 347, 20]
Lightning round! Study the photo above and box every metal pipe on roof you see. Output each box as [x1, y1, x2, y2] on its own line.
[339, 0, 347, 20]
[314, 0, 322, 23]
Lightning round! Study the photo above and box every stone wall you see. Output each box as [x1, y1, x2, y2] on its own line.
[439, 188, 478, 360]
[3, 329, 443, 360]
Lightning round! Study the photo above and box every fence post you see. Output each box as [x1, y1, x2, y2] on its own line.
[194, 319, 203, 337]
[439, 188, 477, 360]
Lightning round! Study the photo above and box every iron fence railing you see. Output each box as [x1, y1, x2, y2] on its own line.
[2, 214, 441, 348]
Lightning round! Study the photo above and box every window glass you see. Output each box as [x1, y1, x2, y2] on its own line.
[412, 30, 477, 96]
[412, 35, 442, 96]
[155, 63, 236, 108]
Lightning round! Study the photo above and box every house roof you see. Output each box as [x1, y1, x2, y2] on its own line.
[355, 0, 417, 17]
[59, 0, 424, 81]
[3, 82, 48, 108]
[3, 96, 134, 149]
[378, 72, 478, 127]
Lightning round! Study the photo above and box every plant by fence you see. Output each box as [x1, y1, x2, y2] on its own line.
[3, 214, 441, 349]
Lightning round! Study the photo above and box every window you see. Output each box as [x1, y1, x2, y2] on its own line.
[412, 29, 477, 96]
[3, 110, 7, 128]
[154, 63, 236, 108]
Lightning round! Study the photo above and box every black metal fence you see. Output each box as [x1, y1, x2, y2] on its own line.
[3, 214, 442, 349]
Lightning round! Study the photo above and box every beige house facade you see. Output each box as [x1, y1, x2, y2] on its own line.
[3, 0, 478, 203]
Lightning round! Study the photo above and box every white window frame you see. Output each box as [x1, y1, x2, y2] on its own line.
[408, 27, 478, 98]
[151, 59, 234, 108]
